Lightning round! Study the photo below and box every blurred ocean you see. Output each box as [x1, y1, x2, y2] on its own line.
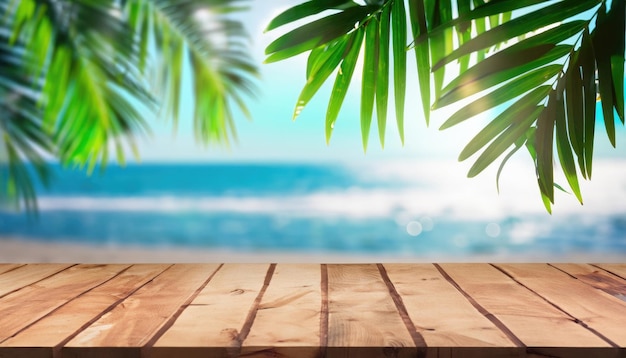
[1, 161, 626, 260]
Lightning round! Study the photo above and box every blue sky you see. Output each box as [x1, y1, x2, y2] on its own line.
[137, 0, 626, 166]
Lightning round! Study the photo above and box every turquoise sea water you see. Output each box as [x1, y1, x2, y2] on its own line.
[1, 162, 625, 259]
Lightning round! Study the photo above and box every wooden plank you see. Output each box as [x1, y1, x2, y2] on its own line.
[0, 264, 74, 297]
[595, 264, 626, 280]
[383, 264, 516, 354]
[552, 263, 626, 301]
[496, 263, 626, 346]
[0, 264, 129, 343]
[0, 264, 25, 276]
[326, 264, 417, 358]
[241, 264, 321, 358]
[151, 264, 271, 358]
[63, 264, 220, 358]
[0, 264, 169, 358]
[438, 263, 611, 357]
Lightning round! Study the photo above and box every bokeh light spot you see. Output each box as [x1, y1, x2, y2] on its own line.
[486, 223, 501, 238]
[406, 221, 423, 237]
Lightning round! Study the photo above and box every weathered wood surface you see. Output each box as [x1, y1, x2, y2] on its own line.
[0, 264, 625, 358]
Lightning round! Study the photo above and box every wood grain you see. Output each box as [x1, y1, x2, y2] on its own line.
[0, 264, 73, 298]
[551, 263, 626, 301]
[241, 264, 322, 358]
[151, 264, 271, 358]
[326, 264, 416, 358]
[0, 264, 129, 343]
[63, 264, 220, 358]
[438, 264, 610, 350]
[495, 263, 626, 346]
[384, 264, 516, 350]
[1, 264, 168, 358]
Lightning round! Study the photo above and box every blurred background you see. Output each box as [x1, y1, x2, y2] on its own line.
[1, 0, 625, 262]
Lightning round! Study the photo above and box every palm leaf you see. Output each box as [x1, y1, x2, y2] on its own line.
[129, 0, 258, 145]
[265, 0, 357, 32]
[376, 5, 391, 147]
[392, 0, 407, 143]
[295, 34, 352, 119]
[265, 4, 372, 63]
[0, 0, 51, 212]
[325, 29, 364, 143]
[407, 0, 431, 124]
[361, 15, 380, 151]
[555, 82, 583, 203]
[458, 86, 551, 161]
[433, 0, 622, 208]
[580, 28, 596, 179]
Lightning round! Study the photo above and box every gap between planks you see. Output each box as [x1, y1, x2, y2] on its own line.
[236, 263, 277, 346]
[320, 263, 329, 357]
[433, 263, 525, 348]
[142, 264, 224, 352]
[377, 263, 427, 351]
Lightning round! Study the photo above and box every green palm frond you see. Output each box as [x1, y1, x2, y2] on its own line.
[265, 0, 625, 211]
[434, 0, 623, 211]
[9, 0, 154, 172]
[265, 0, 395, 149]
[0, 0, 52, 212]
[2, 0, 257, 212]
[126, 0, 257, 144]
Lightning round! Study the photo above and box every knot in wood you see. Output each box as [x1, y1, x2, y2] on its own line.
[230, 288, 245, 295]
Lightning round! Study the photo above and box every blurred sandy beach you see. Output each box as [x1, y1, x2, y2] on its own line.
[2, 237, 624, 263]
[0, 237, 407, 263]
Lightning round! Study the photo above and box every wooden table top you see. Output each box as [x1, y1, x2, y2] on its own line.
[0, 263, 625, 357]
